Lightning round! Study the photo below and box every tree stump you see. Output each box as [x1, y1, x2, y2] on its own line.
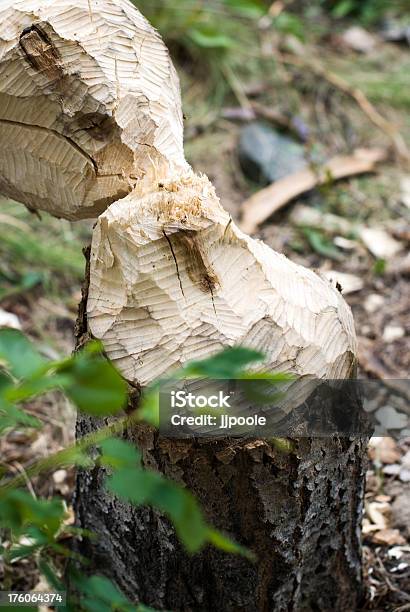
[75, 270, 368, 612]
[0, 1, 369, 608]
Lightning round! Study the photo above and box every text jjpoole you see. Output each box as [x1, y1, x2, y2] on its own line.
[170, 414, 267, 429]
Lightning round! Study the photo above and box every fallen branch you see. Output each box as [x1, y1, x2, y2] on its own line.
[240, 147, 386, 234]
[279, 53, 410, 162]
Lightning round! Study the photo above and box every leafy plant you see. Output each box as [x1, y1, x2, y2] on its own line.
[319, 0, 409, 23]
[138, 0, 267, 52]
[301, 227, 344, 261]
[0, 330, 266, 611]
[134, 0, 269, 104]
[0, 202, 85, 302]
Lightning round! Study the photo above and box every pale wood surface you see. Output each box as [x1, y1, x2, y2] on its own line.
[0, 0, 187, 219]
[0, 0, 358, 387]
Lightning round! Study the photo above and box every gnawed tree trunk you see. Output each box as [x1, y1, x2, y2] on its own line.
[0, 1, 368, 610]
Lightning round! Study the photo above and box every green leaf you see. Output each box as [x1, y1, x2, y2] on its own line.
[332, 0, 355, 18]
[6, 526, 49, 562]
[0, 329, 46, 379]
[99, 438, 141, 470]
[236, 372, 294, 405]
[38, 558, 65, 592]
[184, 347, 265, 378]
[73, 575, 139, 612]
[107, 467, 207, 551]
[274, 12, 305, 40]
[6, 373, 72, 403]
[373, 258, 386, 276]
[207, 529, 255, 561]
[0, 370, 13, 395]
[301, 227, 343, 261]
[0, 403, 41, 434]
[0, 490, 66, 538]
[63, 447, 94, 469]
[224, 0, 266, 18]
[138, 388, 160, 427]
[60, 353, 127, 416]
[188, 26, 234, 49]
[106, 468, 160, 506]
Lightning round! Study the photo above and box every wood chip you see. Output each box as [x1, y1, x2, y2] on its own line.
[367, 501, 391, 529]
[0, 309, 21, 330]
[372, 529, 406, 546]
[383, 325, 405, 343]
[401, 176, 410, 209]
[289, 204, 353, 235]
[240, 148, 386, 234]
[341, 26, 378, 54]
[321, 270, 364, 295]
[369, 437, 401, 464]
[359, 227, 403, 259]
[364, 294, 385, 314]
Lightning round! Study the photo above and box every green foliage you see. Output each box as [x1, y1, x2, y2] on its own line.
[273, 11, 305, 40]
[0, 201, 85, 302]
[0, 330, 128, 429]
[0, 328, 46, 379]
[0, 331, 264, 610]
[137, 0, 266, 53]
[137, 346, 267, 427]
[58, 344, 128, 416]
[106, 456, 254, 558]
[183, 346, 265, 378]
[373, 258, 386, 276]
[0, 490, 70, 565]
[99, 438, 142, 470]
[310, 0, 408, 25]
[134, 0, 269, 102]
[72, 575, 157, 612]
[329, 0, 389, 22]
[301, 227, 343, 261]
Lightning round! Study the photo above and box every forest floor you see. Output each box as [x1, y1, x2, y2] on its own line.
[0, 7, 409, 611]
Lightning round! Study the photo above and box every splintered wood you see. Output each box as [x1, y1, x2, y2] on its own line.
[0, 0, 358, 387]
[87, 171, 357, 385]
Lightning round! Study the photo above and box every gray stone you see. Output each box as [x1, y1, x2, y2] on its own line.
[391, 486, 410, 538]
[238, 122, 307, 185]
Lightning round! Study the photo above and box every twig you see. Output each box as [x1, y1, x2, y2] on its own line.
[240, 148, 387, 234]
[0, 410, 144, 494]
[279, 53, 410, 162]
[11, 461, 37, 499]
[221, 63, 251, 110]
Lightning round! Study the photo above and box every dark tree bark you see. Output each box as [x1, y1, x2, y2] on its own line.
[74, 258, 368, 612]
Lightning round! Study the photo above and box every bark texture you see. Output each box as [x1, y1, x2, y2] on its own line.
[76, 418, 367, 612]
[75, 277, 368, 612]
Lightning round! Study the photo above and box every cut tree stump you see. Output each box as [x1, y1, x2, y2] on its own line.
[75, 270, 368, 612]
[0, 1, 369, 609]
